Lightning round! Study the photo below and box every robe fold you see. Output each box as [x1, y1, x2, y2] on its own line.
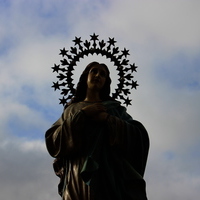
[45, 100, 149, 200]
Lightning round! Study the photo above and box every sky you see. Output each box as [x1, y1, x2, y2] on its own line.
[0, 0, 200, 199]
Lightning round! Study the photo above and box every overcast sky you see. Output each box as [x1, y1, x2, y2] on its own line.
[0, 0, 200, 199]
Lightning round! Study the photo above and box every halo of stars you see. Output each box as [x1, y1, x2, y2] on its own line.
[51, 33, 139, 106]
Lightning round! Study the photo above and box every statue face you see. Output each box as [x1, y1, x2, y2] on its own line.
[87, 64, 107, 91]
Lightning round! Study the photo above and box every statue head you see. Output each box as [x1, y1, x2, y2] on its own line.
[71, 61, 112, 103]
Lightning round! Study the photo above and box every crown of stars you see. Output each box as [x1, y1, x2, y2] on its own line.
[51, 33, 139, 106]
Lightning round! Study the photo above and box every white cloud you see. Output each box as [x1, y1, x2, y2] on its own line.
[0, 137, 59, 200]
[100, 0, 200, 50]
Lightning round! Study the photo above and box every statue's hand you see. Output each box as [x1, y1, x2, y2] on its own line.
[81, 103, 108, 121]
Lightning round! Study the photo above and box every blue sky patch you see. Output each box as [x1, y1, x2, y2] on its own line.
[156, 52, 200, 90]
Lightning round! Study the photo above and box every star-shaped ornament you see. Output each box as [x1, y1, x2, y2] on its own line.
[59, 96, 67, 106]
[73, 37, 82, 45]
[52, 81, 60, 90]
[90, 33, 99, 42]
[123, 97, 132, 106]
[130, 63, 137, 72]
[121, 48, 130, 57]
[52, 64, 60, 73]
[108, 37, 116, 46]
[131, 80, 139, 89]
[59, 48, 68, 57]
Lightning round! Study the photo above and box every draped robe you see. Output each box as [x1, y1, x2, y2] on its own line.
[45, 100, 149, 200]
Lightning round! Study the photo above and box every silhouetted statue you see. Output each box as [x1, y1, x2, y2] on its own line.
[45, 62, 149, 200]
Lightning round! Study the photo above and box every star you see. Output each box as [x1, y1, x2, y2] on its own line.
[52, 81, 60, 90]
[52, 64, 60, 72]
[73, 37, 82, 45]
[131, 80, 139, 89]
[123, 97, 132, 106]
[90, 33, 99, 41]
[59, 96, 67, 106]
[59, 48, 68, 57]
[130, 63, 137, 72]
[107, 37, 116, 46]
[121, 48, 130, 57]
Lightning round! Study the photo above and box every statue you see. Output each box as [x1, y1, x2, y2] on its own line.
[45, 34, 149, 200]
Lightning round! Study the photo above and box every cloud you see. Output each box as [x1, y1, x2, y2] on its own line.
[0, 138, 59, 200]
[100, 0, 200, 49]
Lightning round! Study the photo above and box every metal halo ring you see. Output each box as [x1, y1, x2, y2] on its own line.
[51, 33, 138, 107]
